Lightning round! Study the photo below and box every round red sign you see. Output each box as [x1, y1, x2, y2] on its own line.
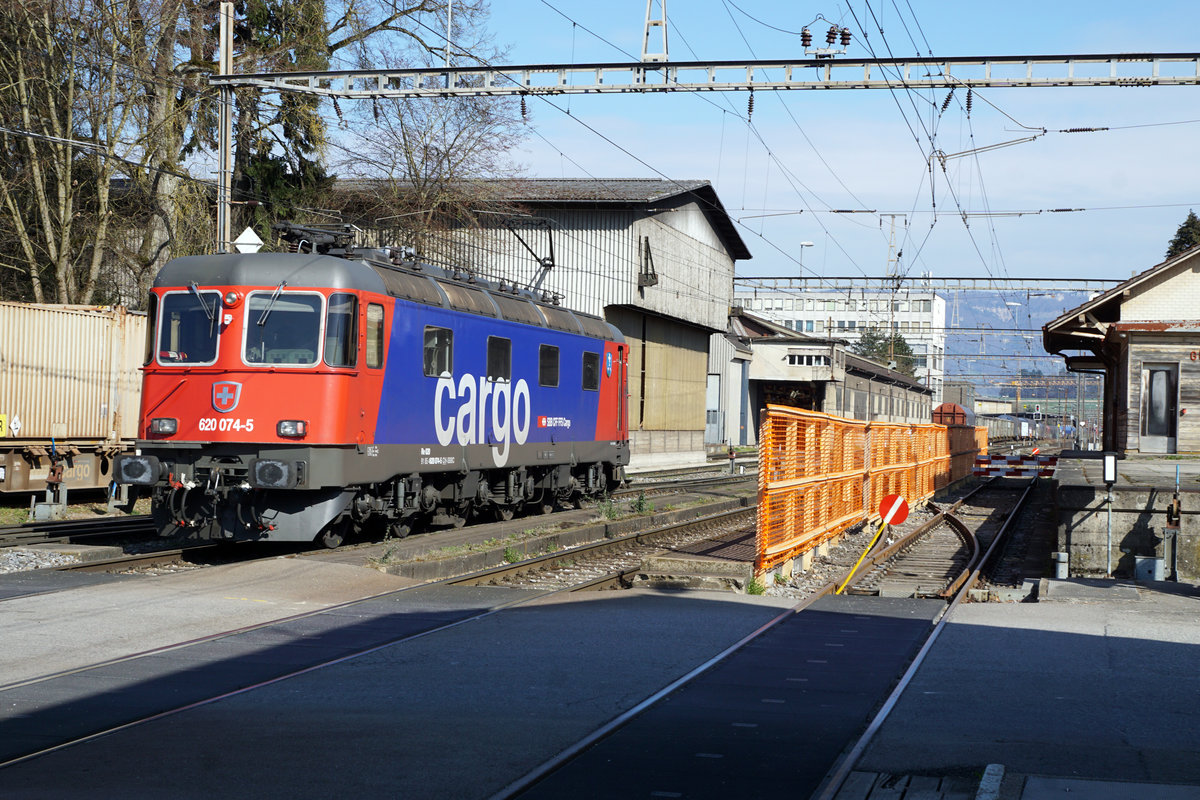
[879, 493, 909, 525]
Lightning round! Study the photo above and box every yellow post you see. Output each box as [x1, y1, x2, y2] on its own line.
[836, 518, 888, 595]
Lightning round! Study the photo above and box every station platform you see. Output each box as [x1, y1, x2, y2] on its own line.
[1051, 452, 1200, 581]
[1054, 450, 1200, 490]
[2, 559, 1198, 799]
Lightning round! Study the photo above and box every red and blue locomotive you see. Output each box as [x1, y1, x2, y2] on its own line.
[114, 226, 629, 546]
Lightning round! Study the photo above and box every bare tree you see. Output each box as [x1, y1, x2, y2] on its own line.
[321, 0, 527, 259]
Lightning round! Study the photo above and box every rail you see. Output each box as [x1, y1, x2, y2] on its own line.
[756, 404, 985, 572]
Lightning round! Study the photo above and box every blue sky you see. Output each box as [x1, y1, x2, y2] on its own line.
[480, 0, 1200, 285]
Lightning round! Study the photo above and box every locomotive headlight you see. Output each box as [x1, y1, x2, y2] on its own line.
[277, 420, 308, 438]
[115, 454, 162, 485]
[149, 417, 178, 435]
[223, 291, 243, 307]
[249, 458, 303, 489]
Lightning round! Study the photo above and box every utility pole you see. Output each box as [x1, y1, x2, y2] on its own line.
[216, 2, 234, 254]
[882, 214, 905, 369]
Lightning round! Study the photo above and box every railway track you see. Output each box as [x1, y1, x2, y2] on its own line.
[451, 506, 756, 591]
[1, 475, 755, 579]
[838, 478, 1035, 598]
[0, 514, 156, 548]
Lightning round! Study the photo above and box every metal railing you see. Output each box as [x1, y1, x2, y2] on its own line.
[756, 404, 985, 571]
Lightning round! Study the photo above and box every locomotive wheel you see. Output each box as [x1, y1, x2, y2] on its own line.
[318, 519, 349, 549]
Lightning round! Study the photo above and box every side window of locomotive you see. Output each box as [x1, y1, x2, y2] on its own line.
[366, 303, 385, 368]
[245, 292, 322, 366]
[157, 290, 221, 364]
[423, 327, 453, 377]
[324, 293, 357, 368]
[487, 337, 511, 382]
[539, 344, 559, 387]
[143, 293, 159, 365]
[582, 351, 600, 391]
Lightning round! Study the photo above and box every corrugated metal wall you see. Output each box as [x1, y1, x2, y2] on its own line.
[0, 304, 144, 441]
[416, 202, 732, 333]
[607, 307, 707, 432]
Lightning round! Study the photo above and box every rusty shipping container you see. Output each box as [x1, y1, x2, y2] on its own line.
[0, 303, 145, 492]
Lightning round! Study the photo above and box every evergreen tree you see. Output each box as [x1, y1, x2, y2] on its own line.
[1166, 210, 1200, 259]
[848, 326, 917, 378]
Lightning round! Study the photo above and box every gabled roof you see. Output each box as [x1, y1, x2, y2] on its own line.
[730, 308, 823, 341]
[479, 179, 751, 262]
[1043, 244, 1200, 355]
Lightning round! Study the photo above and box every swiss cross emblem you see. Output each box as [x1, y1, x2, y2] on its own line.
[212, 381, 242, 413]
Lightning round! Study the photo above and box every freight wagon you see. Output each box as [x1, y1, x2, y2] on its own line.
[0, 303, 145, 494]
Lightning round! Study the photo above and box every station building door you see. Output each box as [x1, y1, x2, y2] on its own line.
[1141, 363, 1178, 454]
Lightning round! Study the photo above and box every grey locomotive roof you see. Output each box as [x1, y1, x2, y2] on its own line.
[155, 252, 622, 342]
[155, 253, 388, 294]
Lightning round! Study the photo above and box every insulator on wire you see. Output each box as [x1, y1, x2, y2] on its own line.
[332, 96, 343, 123]
[747, 90, 754, 120]
[801, 27, 812, 47]
[966, 89, 973, 116]
[372, 98, 380, 121]
[840, 27, 851, 46]
[520, 94, 527, 121]
[826, 25, 838, 45]
[941, 89, 954, 112]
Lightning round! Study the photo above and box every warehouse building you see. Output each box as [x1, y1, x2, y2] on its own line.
[713, 310, 933, 446]
[733, 287, 947, 403]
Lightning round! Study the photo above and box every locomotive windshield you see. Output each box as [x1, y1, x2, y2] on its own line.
[158, 290, 222, 364]
[245, 292, 322, 366]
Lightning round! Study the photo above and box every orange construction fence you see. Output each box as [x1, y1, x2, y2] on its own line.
[756, 404, 987, 572]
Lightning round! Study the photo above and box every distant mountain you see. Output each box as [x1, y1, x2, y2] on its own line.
[944, 289, 1093, 398]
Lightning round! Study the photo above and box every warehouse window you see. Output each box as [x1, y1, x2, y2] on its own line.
[582, 351, 600, 391]
[366, 304, 385, 368]
[539, 344, 559, 387]
[487, 337, 511, 382]
[324, 293, 357, 368]
[423, 326, 453, 377]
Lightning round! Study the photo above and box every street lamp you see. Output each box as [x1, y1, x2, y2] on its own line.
[799, 241, 814, 269]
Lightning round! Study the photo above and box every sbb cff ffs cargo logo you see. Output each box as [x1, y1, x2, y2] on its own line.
[212, 381, 243, 413]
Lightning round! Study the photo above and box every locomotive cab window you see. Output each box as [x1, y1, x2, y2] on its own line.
[245, 292, 322, 366]
[324, 293, 357, 368]
[487, 337, 511, 382]
[582, 351, 600, 391]
[424, 327, 453, 377]
[143, 292, 159, 365]
[366, 303, 385, 368]
[157, 289, 222, 364]
[539, 344, 559, 387]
